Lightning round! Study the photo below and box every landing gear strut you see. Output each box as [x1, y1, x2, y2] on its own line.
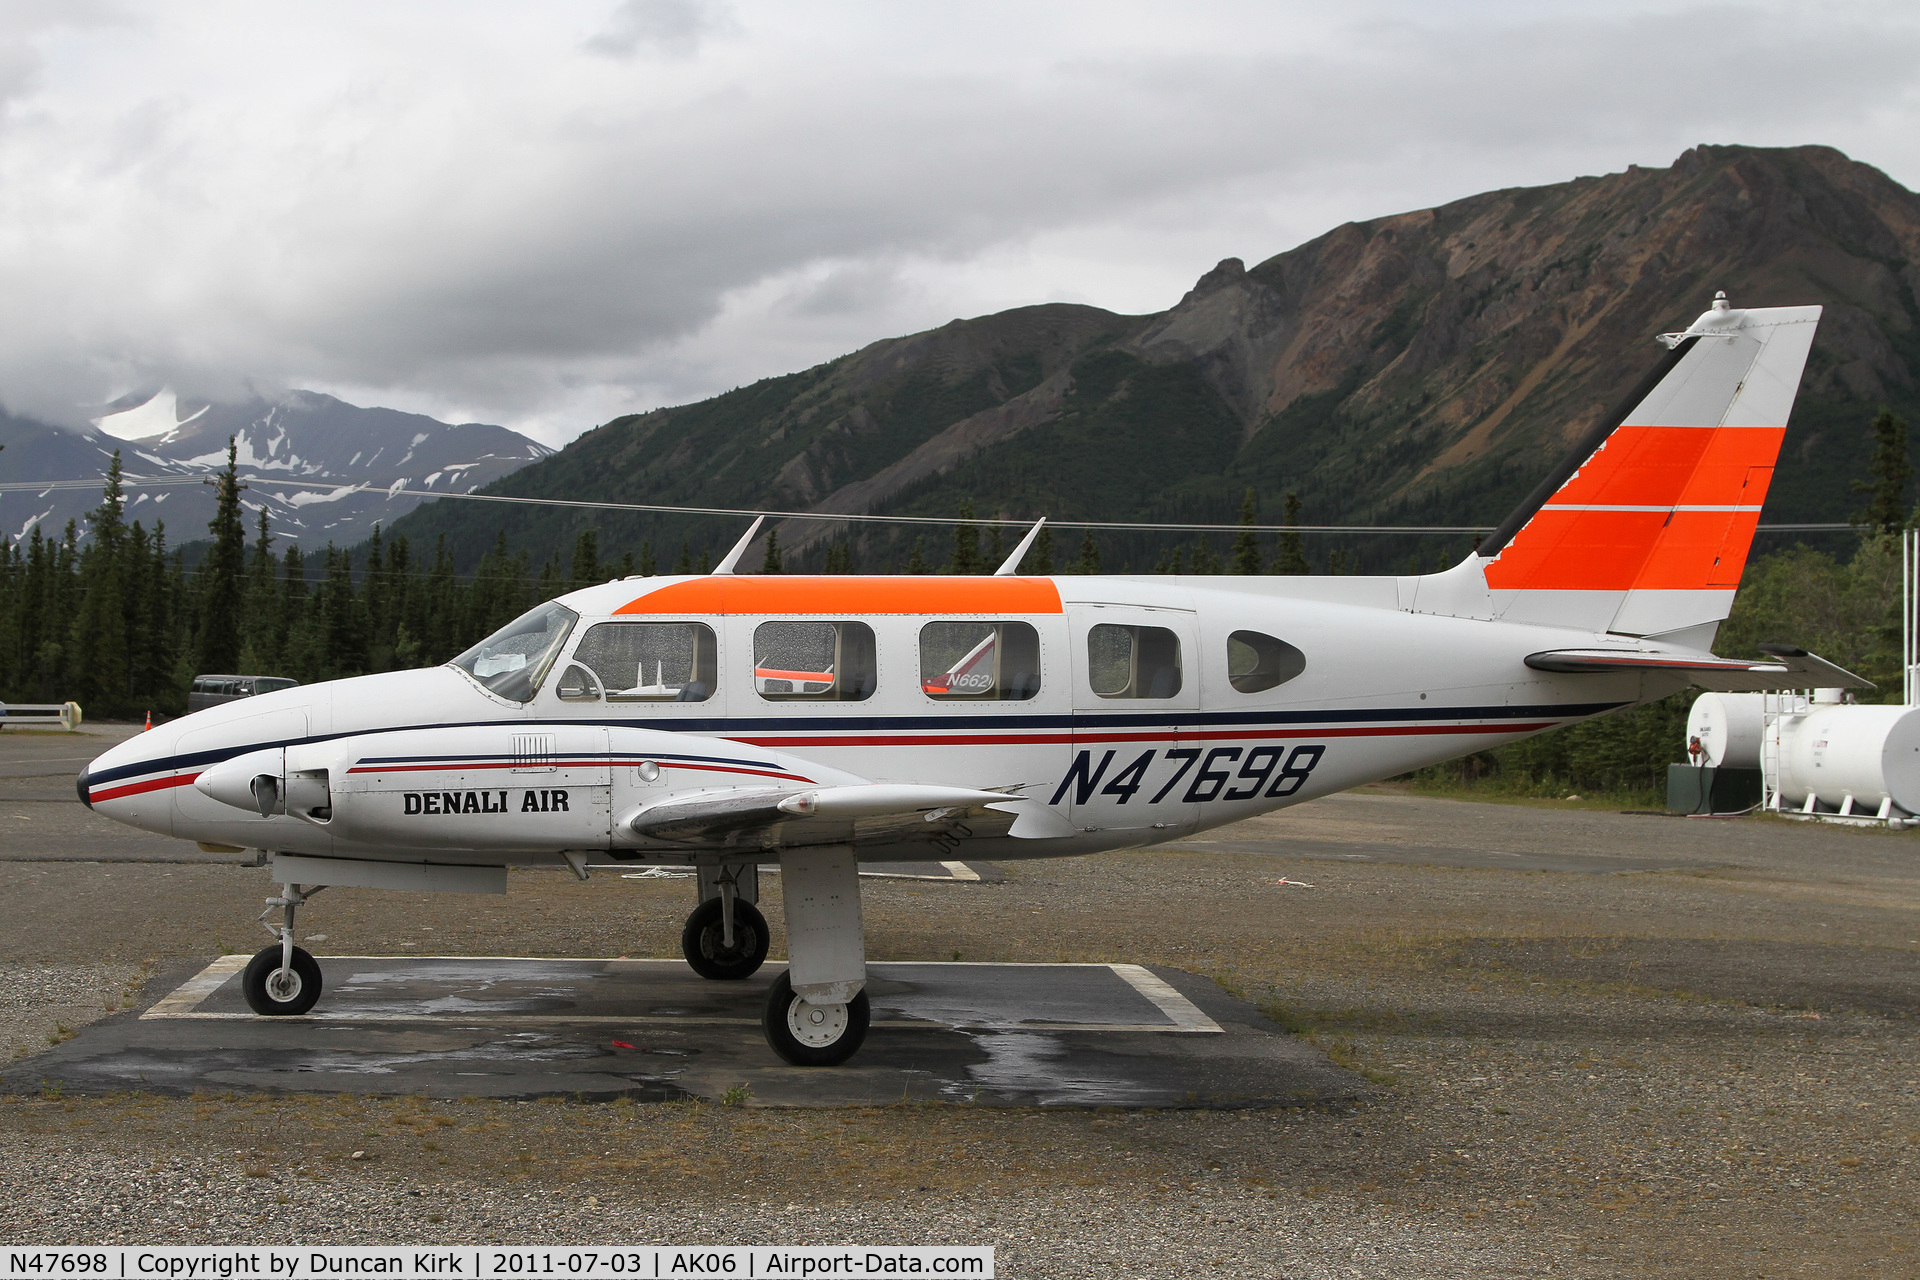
[763, 845, 869, 1066]
[244, 882, 324, 1016]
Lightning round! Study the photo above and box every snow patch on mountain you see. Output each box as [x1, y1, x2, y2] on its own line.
[0, 389, 553, 548]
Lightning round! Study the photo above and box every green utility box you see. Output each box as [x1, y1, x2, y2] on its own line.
[1666, 764, 1763, 815]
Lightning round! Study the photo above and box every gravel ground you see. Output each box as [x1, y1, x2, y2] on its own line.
[2, 724, 1918, 1277]
[0, 961, 144, 1064]
[0, 1124, 1522, 1278]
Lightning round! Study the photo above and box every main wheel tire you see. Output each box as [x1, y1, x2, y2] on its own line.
[761, 969, 870, 1066]
[242, 944, 322, 1016]
[681, 897, 771, 980]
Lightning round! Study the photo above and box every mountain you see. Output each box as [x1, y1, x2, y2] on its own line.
[0, 389, 552, 549]
[392, 143, 1920, 574]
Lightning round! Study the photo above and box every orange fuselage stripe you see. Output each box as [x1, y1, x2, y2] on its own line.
[616, 576, 1065, 616]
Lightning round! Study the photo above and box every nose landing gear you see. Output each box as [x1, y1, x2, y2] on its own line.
[243, 882, 325, 1016]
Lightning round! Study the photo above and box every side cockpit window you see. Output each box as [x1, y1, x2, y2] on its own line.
[571, 622, 718, 702]
[920, 621, 1041, 701]
[756, 621, 876, 701]
[1228, 630, 1306, 694]
[1088, 624, 1182, 699]
[554, 664, 602, 702]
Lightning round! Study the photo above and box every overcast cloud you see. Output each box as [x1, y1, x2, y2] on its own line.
[2, 0, 1918, 445]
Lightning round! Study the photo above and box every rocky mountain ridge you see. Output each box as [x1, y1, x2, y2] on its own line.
[385, 144, 1920, 575]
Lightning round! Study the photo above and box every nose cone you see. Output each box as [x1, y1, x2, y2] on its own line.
[81, 730, 184, 836]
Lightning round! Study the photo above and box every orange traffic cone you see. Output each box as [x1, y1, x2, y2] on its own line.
[144, 710, 152, 732]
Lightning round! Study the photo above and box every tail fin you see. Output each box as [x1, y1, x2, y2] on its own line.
[1417, 295, 1820, 641]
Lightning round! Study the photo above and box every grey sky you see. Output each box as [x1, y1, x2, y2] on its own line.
[2, 0, 1917, 446]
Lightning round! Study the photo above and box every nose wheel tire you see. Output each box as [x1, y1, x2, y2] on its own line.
[761, 970, 870, 1066]
[681, 897, 771, 980]
[242, 945, 322, 1016]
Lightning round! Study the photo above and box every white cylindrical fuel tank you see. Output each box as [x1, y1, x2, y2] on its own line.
[1685, 693, 1766, 768]
[1775, 704, 1920, 815]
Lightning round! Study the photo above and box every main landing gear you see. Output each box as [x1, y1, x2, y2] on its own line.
[762, 970, 871, 1067]
[680, 852, 873, 1066]
[681, 895, 771, 979]
[244, 882, 325, 1016]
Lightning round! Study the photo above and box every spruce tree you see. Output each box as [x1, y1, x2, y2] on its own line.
[241, 506, 280, 672]
[198, 440, 247, 673]
[639, 540, 657, 576]
[570, 528, 600, 590]
[760, 528, 783, 574]
[1273, 491, 1311, 574]
[1074, 530, 1102, 575]
[905, 537, 930, 574]
[986, 521, 1005, 572]
[71, 454, 131, 713]
[948, 499, 980, 574]
[1855, 407, 1912, 536]
[1231, 488, 1263, 574]
[1030, 525, 1054, 574]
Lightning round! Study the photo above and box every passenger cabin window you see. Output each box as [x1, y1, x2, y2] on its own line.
[1087, 624, 1182, 699]
[571, 622, 717, 702]
[755, 621, 876, 701]
[1227, 630, 1306, 694]
[919, 621, 1041, 701]
[450, 601, 579, 703]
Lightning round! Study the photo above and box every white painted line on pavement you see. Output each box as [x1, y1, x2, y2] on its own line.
[139, 954, 248, 1019]
[1110, 964, 1224, 1033]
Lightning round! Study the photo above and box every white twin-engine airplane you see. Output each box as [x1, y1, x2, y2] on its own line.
[80, 294, 1864, 1065]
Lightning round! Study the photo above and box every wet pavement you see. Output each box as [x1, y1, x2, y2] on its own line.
[5, 956, 1354, 1107]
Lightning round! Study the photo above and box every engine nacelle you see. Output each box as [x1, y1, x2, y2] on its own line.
[191, 722, 862, 855]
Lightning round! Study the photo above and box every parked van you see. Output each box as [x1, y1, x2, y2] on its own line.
[188, 674, 299, 714]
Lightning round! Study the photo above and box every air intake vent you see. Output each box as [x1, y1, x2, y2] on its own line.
[512, 733, 556, 773]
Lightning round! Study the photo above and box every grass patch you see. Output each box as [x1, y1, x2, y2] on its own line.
[1259, 1000, 1401, 1085]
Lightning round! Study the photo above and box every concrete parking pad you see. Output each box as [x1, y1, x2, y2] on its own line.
[4, 957, 1356, 1108]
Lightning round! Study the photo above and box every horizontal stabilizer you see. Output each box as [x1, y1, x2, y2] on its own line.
[1524, 643, 1872, 691]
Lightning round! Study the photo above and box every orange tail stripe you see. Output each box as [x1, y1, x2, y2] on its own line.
[1675, 428, 1785, 506]
[1487, 421, 1787, 592]
[1551, 425, 1715, 506]
[1633, 510, 1764, 589]
[1484, 510, 1668, 591]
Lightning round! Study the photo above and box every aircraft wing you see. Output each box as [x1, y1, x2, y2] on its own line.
[620, 782, 1067, 852]
[1524, 642, 1872, 691]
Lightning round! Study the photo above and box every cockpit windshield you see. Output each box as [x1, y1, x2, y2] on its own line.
[450, 602, 579, 702]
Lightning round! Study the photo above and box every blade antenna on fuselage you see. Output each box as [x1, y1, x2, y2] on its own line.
[711, 515, 766, 575]
[994, 517, 1046, 576]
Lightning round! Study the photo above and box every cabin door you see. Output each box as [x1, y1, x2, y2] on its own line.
[1063, 605, 1200, 836]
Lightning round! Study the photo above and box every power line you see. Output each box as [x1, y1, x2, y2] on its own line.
[0, 473, 1859, 535]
